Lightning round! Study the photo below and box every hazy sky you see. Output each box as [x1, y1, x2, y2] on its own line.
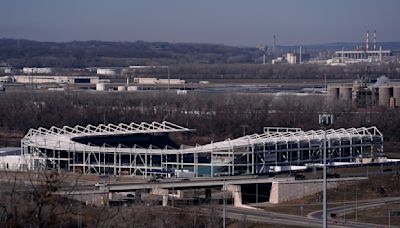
[1, 0, 399, 46]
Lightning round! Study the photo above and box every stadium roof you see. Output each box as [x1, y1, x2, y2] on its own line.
[22, 121, 382, 155]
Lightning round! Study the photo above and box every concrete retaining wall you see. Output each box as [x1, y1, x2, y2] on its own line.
[269, 178, 366, 204]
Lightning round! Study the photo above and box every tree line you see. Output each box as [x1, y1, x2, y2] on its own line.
[0, 91, 399, 147]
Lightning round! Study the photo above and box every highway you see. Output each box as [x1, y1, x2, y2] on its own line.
[308, 197, 400, 228]
[225, 198, 400, 228]
[98, 176, 365, 192]
[218, 197, 400, 227]
[225, 206, 335, 227]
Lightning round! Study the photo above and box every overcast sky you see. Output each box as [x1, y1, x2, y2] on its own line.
[1, 0, 399, 46]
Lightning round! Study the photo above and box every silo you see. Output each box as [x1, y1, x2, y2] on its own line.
[328, 86, 339, 101]
[96, 83, 106, 91]
[339, 86, 352, 102]
[393, 86, 400, 107]
[127, 86, 138, 91]
[371, 87, 379, 105]
[117, 86, 126, 91]
[378, 86, 392, 106]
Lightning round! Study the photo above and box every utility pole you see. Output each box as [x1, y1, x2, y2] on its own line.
[223, 179, 226, 228]
[355, 187, 358, 222]
[167, 66, 170, 91]
[256, 183, 258, 207]
[299, 46, 302, 64]
[240, 124, 249, 136]
[319, 113, 334, 228]
[343, 191, 346, 225]
[273, 35, 277, 59]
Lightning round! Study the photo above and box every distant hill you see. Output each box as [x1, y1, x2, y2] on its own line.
[0, 39, 258, 68]
[0, 39, 399, 68]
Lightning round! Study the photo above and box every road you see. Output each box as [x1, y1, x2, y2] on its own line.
[224, 206, 340, 227]
[222, 197, 400, 227]
[308, 197, 400, 228]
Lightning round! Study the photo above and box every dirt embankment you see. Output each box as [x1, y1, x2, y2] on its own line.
[289, 174, 400, 205]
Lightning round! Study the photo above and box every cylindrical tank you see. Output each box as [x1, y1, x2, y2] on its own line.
[393, 86, 400, 107]
[352, 84, 362, 92]
[390, 97, 396, 108]
[117, 86, 126, 91]
[378, 86, 392, 106]
[371, 87, 379, 105]
[127, 86, 138, 91]
[328, 86, 339, 101]
[96, 83, 106, 91]
[339, 86, 352, 102]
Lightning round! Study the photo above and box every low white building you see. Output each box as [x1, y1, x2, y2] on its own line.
[0, 67, 12, 74]
[13, 75, 99, 84]
[22, 67, 53, 74]
[134, 77, 185, 85]
[97, 68, 118, 76]
[0, 76, 13, 83]
[0, 147, 31, 171]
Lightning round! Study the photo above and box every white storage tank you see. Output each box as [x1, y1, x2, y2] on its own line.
[96, 83, 106, 91]
[117, 86, 126, 91]
[127, 86, 138, 91]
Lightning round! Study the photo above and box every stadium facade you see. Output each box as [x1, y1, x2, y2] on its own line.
[21, 121, 384, 177]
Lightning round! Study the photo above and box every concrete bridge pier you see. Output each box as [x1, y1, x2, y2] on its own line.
[162, 193, 168, 206]
[224, 184, 242, 207]
[205, 188, 212, 202]
[151, 188, 170, 206]
[176, 190, 184, 199]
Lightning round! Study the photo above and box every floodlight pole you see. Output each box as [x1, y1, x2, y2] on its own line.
[323, 127, 327, 228]
[319, 113, 334, 228]
[223, 178, 226, 228]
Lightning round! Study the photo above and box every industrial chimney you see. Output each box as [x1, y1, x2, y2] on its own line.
[373, 30, 377, 50]
[365, 30, 370, 52]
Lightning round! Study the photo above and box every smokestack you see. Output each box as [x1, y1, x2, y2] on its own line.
[373, 30, 377, 50]
[366, 30, 370, 52]
[299, 46, 302, 64]
[273, 35, 277, 58]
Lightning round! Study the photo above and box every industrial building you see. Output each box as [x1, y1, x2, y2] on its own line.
[0, 67, 12, 74]
[328, 81, 400, 107]
[0, 76, 13, 83]
[333, 31, 392, 63]
[133, 77, 185, 85]
[13, 75, 100, 84]
[335, 49, 391, 61]
[21, 121, 383, 177]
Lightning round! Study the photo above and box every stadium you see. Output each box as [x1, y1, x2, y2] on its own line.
[21, 121, 384, 177]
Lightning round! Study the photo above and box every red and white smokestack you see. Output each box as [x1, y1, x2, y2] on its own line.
[366, 30, 370, 52]
[373, 30, 377, 50]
